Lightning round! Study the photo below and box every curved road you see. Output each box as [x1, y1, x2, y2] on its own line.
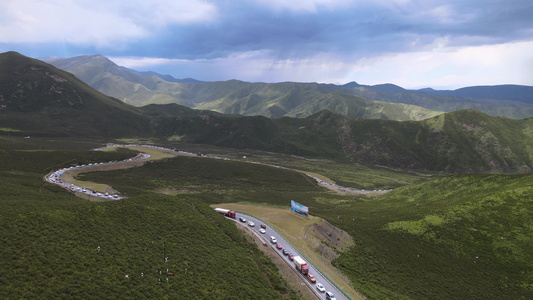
[233, 212, 351, 300]
[44, 144, 360, 299]
[46, 143, 384, 200]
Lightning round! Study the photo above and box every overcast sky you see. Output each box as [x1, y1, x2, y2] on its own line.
[1, 0, 532, 89]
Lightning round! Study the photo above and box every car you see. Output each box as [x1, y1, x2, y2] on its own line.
[260, 224, 267, 229]
[270, 236, 277, 243]
[259, 228, 266, 234]
[325, 291, 336, 300]
[307, 273, 316, 283]
[239, 217, 246, 222]
[282, 249, 289, 255]
[276, 243, 282, 250]
[316, 283, 326, 292]
[288, 254, 294, 261]
[248, 221, 255, 227]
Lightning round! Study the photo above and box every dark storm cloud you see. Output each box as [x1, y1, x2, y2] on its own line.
[132, 0, 533, 60]
[2, 0, 532, 87]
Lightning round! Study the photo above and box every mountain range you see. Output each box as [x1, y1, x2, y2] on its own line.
[46, 54, 533, 120]
[2, 51, 533, 173]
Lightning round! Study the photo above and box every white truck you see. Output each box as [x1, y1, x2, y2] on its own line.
[293, 256, 309, 275]
[214, 208, 236, 218]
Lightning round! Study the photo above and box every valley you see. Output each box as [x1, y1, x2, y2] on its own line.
[51, 144, 384, 200]
[1, 51, 533, 299]
[16, 136, 530, 299]
[40, 143, 373, 299]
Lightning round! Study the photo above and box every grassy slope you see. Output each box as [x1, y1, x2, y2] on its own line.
[332, 85, 533, 119]
[0, 140, 294, 299]
[0, 52, 150, 137]
[45, 56, 444, 121]
[47, 55, 533, 119]
[191, 82, 441, 121]
[78, 149, 533, 299]
[328, 174, 533, 299]
[161, 109, 533, 172]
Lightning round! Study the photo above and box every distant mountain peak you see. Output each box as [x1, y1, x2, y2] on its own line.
[370, 83, 406, 94]
[343, 81, 360, 87]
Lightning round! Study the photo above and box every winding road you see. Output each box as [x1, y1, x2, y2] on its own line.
[45, 143, 389, 199]
[43, 143, 372, 299]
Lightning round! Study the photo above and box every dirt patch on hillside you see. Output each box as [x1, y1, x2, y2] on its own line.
[304, 220, 355, 261]
[155, 188, 200, 195]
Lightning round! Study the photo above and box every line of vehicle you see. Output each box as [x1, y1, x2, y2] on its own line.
[231, 211, 348, 300]
[45, 143, 375, 201]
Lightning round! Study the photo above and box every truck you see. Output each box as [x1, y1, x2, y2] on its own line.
[293, 256, 309, 275]
[214, 208, 236, 218]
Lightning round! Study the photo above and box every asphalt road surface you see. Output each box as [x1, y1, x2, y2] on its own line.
[233, 212, 350, 300]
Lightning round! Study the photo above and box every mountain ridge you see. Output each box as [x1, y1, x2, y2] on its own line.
[47, 54, 533, 120]
[46, 55, 441, 121]
[3, 51, 533, 173]
[0, 51, 150, 137]
[418, 84, 533, 103]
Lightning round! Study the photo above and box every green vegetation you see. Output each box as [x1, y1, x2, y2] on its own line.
[78, 155, 318, 201]
[0, 127, 20, 132]
[338, 83, 533, 119]
[48, 54, 533, 119]
[142, 109, 533, 173]
[191, 82, 442, 121]
[225, 151, 433, 190]
[0, 51, 150, 138]
[0, 140, 296, 299]
[327, 174, 533, 299]
[47, 55, 442, 121]
[3, 52, 533, 173]
[78, 150, 533, 299]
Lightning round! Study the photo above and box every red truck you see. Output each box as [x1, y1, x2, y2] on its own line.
[293, 256, 309, 275]
[214, 208, 236, 218]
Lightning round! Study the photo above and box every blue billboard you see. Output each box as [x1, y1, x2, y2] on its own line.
[291, 200, 308, 216]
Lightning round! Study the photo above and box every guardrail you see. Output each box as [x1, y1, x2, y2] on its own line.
[236, 211, 353, 300]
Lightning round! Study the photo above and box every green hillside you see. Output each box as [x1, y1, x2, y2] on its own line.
[188, 81, 441, 121]
[330, 173, 533, 299]
[420, 84, 533, 104]
[138, 103, 224, 117]
[48, 56, 441, 121]
[148, 109, 533, 172]
[75, 146, 533, 299]
[335, 84, 533, 119]
[48, 55, 533, 120]
[0, 139, 294, 299]
[0, 52, 150, 137]
[47, 55, 195, 107]
[3, 51, 533, 173]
